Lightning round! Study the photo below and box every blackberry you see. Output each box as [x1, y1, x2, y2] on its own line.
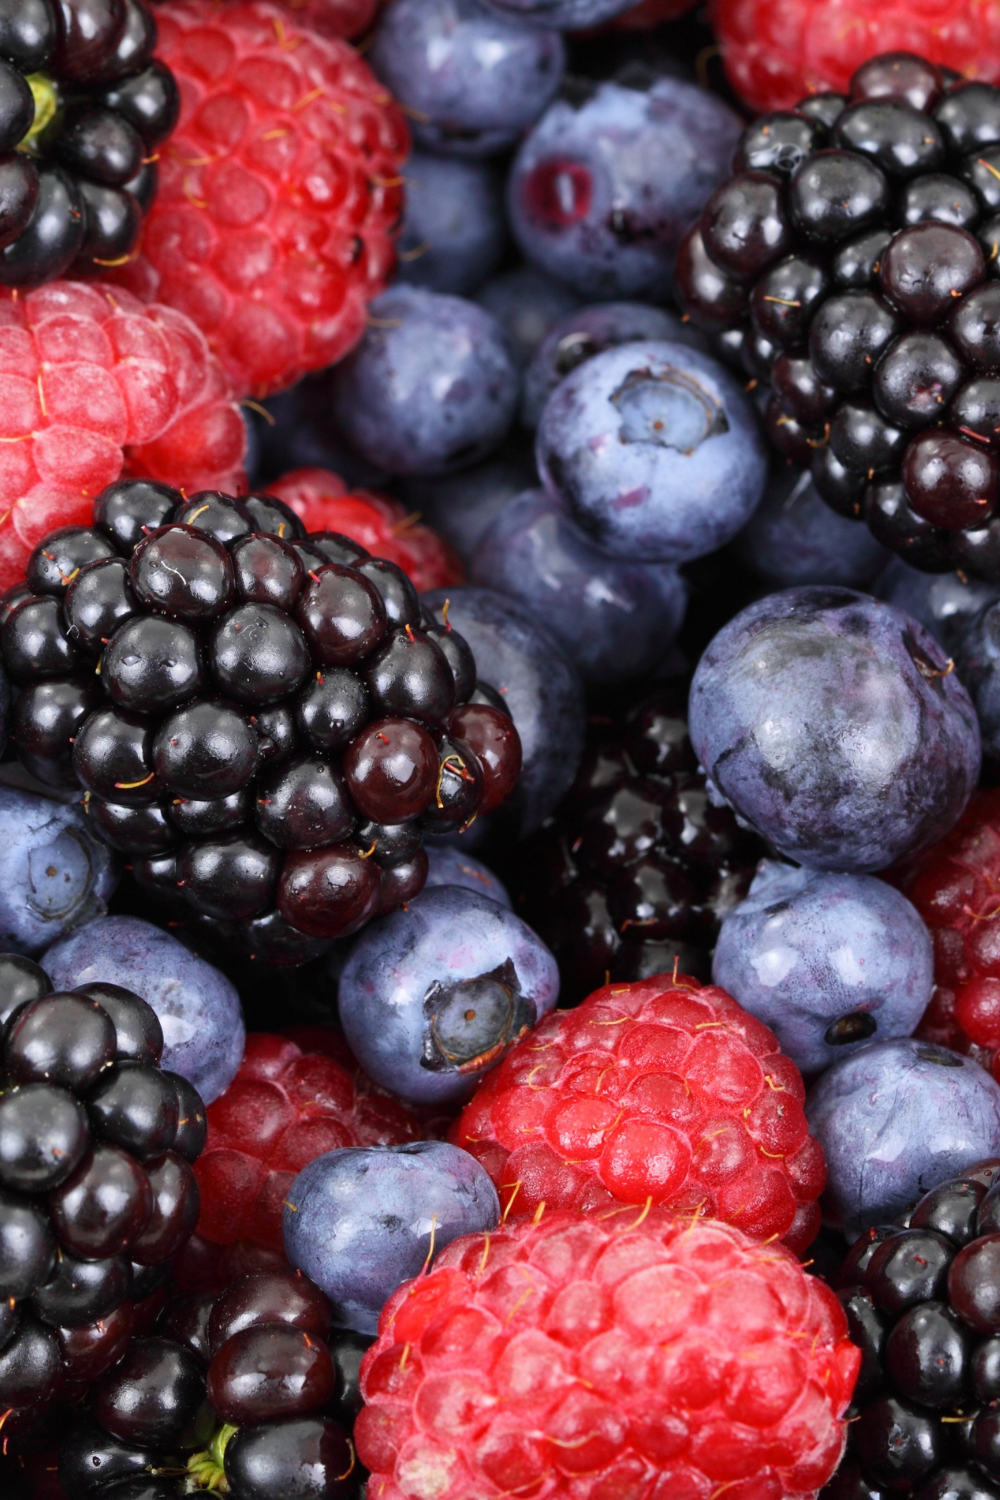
[0, 951, 206, 1433]
[511, 684, 763, 1005]
[677, 51, 1000, 582]
[1, 481, 521, 962]
[0, 0, 177, 285]
[823, 1157, 1000, 1500]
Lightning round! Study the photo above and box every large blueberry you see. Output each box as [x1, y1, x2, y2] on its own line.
[338, 885, 559, 1105]
[874, 555, 1000, 654]
[422, 584, 585, 836]
[42, 915, 243, 1104]
[807, 1039, 1000, 1238]
[332, 286, 519, 476]
[370, 0, 564, 157]
[482, 0, 635, 27]
[537, 340, 768, 563]
[713, 860, 934, 1075]
[476, 265, 580, 368]
[508, 76, 741, 298]
[283, 1141, 500, 1333]
[951, 599, 1000, 762]
[738, 467, 888, 590]
[688, 587, 981, 872]
[396, 152, 506, 296]
[400, 442, 538, 567]
[471, 486, 687, 686]
[423, 845, 511, 907]
[0, 783, 119, 954]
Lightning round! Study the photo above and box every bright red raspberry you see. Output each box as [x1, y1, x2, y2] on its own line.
[0, 281, 245, 592]
[106, 0, 408, 398]
[713, 0, 1000, 113]
[193, 1030, 423, 1252]
[267, 0, 380, 40]
[452, 975, 826, 1256]
[356, 1208, 860, 1500]
[268, 467, 464, 591]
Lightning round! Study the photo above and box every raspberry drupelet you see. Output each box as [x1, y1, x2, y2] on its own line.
[452, 973, 827, 1257]
[356, 1208, 860, 1500]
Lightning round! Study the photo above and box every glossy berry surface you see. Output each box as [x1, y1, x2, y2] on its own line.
[453, 972, 827, 1255]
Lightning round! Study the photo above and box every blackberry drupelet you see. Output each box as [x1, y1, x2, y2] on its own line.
[825, 1157, 1000, 1500]
[677, 51, 1000, 581]
[0, 0, 178, 285]
[512, 684, 762, 1005]
[0, 950, 206, 1434]
[0, 481, 521, 962]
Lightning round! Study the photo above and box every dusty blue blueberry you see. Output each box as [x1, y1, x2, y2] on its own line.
[476, 265, 580, 368]
[874, 556, 1000, 654]
[0, 784, 119, 955]
[472, 487, 687, 685]
[508, 76, 741, 298]
[396, 153, 506, 296]
[713, 860, 934, 1075]
[423, 584, 585, 835]
[482, 0, 634, 26]
[370, 0, 564, 158]
[737, 467, 888, 590]
[688, 587, 981, 872]
[332, 286, 519, 476]
[951, 600, 1000, 762]
[522, 301, 702, 428]
[283, 1141, 500, 1333]
[42, 915, 243, 1104]
[401, 443, 538, 566]
[423, 845, 511, 907]
[537, 340, 768, 563]
[806, 1039, 1000, 1238]
[338, 885, 559, 1105]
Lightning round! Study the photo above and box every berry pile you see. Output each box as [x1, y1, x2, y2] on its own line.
[514, 686, 762, 1004]
[831, 1158, 1000, 1499]
[1, 479, 521, 959]
[678, 52, 1000, 581]
[452, 972, 827, 1255]
[0, 951, 206, 1430]
[0, 0, 177, 287]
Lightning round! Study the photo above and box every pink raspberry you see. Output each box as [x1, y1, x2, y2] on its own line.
[356, 1208, 860, 1500]
[0, 280, 245, 592]
[452, 974, 826, 1256]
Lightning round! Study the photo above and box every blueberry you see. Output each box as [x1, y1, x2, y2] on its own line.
[807, 1039, 1000, 1238]
[688, 587, 981, 872]
[396, 152, 506, 296]
[371, 0, 564, 157]
[332, 286, 519, 476]
[738, 466, 889, 589]
[874, 555, 1000, 653]
[537, 340, 768, 564]
[475, 264, 580, 368]
[713, 860, 934, 1074]
[471, 487, 687, 686]
[422, 585, 585, 836]
[338, 885, 559, 1105]
[508, 76, 741, 299]
[399, 442, 538, 567]
[251, 385, 391, 494]
[423, 844, 511, 907]
[41, 915, 243, 1104]
[0, 784, 119, 954]
[947, 599, 1000, 762]
[480, 0, 635, 25]
[283, 1140, 500, 1334]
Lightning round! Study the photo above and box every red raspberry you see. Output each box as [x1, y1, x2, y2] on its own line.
[106, 0, 408, 398]
[266, 0, 380, 40]
[356, 1208, 860, 1500]
[0, 281, 245, 592]
[268, 466, 464, 591]
[451, 975, 826, 1256]
[713, 0, 1000, 113]
[193, 1030, 423, 1252]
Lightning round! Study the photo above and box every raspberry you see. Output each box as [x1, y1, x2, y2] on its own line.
[106, 0, 408, 398]
[451, 975, 826, 1257]
[0, 281, 245, 592]
[713, 0, 1000, 114]
[265, 0, 380, 40]
[356, 1208, 860, 1500]
[193, 1031, 423, 1252]
[267, 467, 464, 591]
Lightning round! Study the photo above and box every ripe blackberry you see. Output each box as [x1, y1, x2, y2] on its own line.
[512, 683, 762, 1005]
[0, 950, 207, 1432]
[825, 1157, 1000, 1500]
[1, 480, 521, 961]
[0, 0, 177, 286]
[677, 52, 1000, 582]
